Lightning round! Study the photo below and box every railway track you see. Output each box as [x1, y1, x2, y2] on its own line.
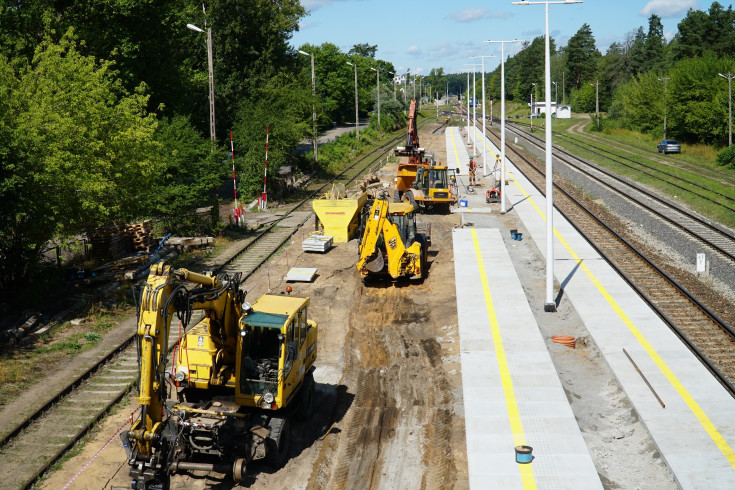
[501, 122, 735, 266]
[480, 119, 735, 398]
[0, 121, 427, 489]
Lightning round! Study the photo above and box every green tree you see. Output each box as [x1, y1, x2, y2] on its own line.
[643, 14, 666, 72]
[566, 23, 599, 89]
[349, 43, 377, 58]
[0, 29, 160, 293]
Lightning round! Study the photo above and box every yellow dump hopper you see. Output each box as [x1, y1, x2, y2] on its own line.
[312, 185, 368, 243]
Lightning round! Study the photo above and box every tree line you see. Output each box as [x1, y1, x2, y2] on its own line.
[0, 1, 402, 297]
[449, 2, 735, 148]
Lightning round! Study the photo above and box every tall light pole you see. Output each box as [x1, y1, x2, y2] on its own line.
[473, 55, 497, 177]
[346, 61, 359, 140]
[514, 0, 583, 313]
[371, 67, 380, 129]
[389, 71, 396, 101]
[590, 80, 599, 130]
[531, 82, 537, 131]
[719, 72, 734, 146]
[463, 69, 471, 145]
[658, 76, 670, 141]
[466, 62, 481, 150]
[186, 22, 216, 142]
[298, 49, 318, 163]
[552, 80, 558, 104]
[486, 40, 523, 215]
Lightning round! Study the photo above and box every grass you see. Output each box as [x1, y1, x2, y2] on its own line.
[545, 115, 735, 229]
[0, 298, 133, 406]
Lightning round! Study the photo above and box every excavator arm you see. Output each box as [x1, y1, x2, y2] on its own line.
[128, 262, 225, 460]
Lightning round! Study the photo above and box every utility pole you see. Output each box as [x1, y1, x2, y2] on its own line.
[590, 80, 599, 130]
[719, 72, 734, 146]
[346, 61, 359, 140]
[658, 77, 670, 140]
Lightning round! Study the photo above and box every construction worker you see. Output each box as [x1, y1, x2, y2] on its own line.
[467, 157, 477, 186]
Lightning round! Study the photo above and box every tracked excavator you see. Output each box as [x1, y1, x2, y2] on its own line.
[394, 99, 457, 213]
[122, 262, 317, 488]
[356, 197, 430, 281]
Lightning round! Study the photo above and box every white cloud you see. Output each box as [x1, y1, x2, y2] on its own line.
[447, 7, 489, 23]
[407, 46, 422, 55]
[640, 0, 698, 18]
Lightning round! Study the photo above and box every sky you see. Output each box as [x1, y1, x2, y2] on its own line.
[290, 0, 704, 76]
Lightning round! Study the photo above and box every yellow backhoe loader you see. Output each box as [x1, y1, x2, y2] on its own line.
[356, 197, 430, 281]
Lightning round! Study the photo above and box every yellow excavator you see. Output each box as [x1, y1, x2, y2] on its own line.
[122, 262, 317, 488]
[356, 197, 430, 281]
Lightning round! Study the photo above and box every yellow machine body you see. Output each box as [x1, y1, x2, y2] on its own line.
[312, 190, 368, 242]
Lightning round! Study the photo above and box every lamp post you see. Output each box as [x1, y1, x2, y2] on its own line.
[186, 22, 216, 142]
[658, 77, 670, 141]
[298, 49, 318, 163]
[514, 0, 583, 313]
[389, 71, 396, 100]
[552, 80, 558, 104]
[486, 40, 523, 215]
[466, 63, 481, 150]
[346, 61, 359, 140]
[371, 67, 380, 129]
[719, 72, 734, 146]
[463, 69, 471, 145]
[531, 82, 537, 131]
[590, 80, 599, 130]
[473, 55, 497, 177]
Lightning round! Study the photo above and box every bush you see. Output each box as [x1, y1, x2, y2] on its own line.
[716, 144, 735, 169]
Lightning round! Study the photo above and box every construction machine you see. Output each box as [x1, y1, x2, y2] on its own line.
[394, 100, 457, 213]
[122, 262, 318, 488]
[356, 197, 430, 281]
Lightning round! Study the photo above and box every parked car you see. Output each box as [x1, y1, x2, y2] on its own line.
[657, 140, 681, 154]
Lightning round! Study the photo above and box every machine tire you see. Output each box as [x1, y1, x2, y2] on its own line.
[294, 372, 315, 421]
[393, 189, 402, 203]
[265, 417, 291, 469]
[403, 190, 417, 209]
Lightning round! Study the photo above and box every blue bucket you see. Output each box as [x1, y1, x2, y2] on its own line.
[459, 199, 468, 208]
[515, 445, 533, 464]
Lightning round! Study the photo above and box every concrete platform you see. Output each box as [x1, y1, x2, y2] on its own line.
[453, 127, 735, 488]
[454, 228, 602, 489]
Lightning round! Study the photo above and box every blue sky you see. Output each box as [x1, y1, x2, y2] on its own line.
[290, 0, 703, 75]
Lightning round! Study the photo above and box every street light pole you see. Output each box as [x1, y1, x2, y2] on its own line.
[590, 80, 599, 130]
[473, 55, 496, 177]
[486, 40, 523, 215]
[719, 72, 734, 146]
[298, 49, 318, 164]
[514, 0, 583, 313]
[186, 22, 216, 142]
[552, 80, 557, 105]
[531, 82, 536, 131]
[465, 63, 481, 151]
[371, 67, 380, 129]
[346, 61, 359, 140]
[658, 76, 670, 141]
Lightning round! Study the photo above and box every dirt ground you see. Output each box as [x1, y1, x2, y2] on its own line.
[40, 129, 469, 490]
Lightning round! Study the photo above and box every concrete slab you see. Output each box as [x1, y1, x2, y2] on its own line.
[454, 227, 602, 489]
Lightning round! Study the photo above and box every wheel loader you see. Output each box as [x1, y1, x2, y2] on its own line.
[122, 262, 317, 488]
[356, 197, 430, 281]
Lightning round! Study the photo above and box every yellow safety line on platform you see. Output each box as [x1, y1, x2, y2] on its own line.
[509, 174, 735, 469]
[471, 229, 537, 489]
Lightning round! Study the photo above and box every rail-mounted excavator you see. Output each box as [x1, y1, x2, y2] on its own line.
[393, 99, 457, 213]
[356, 197, 430, 281]
[122, 262, 317, 488]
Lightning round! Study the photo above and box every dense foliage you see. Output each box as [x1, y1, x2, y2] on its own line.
[448, 1, 735, 149]
[0, 1, 399, 297]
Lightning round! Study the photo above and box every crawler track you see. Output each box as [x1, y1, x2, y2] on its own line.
[0, 123, 422, 489]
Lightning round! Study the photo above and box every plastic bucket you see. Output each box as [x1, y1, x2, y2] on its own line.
[515, 232, 522, 241]
[515, 445, 533, 464]
[459, 199, 468, 208]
